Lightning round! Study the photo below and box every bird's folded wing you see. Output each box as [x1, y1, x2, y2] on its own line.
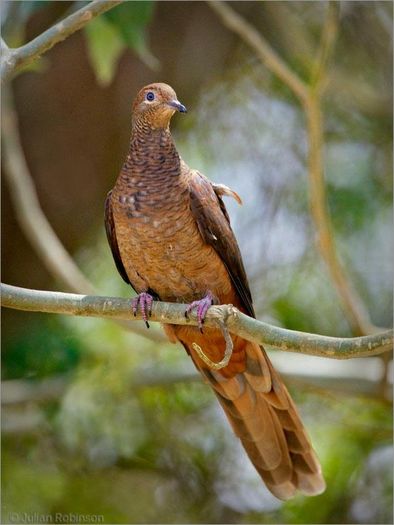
[104, 190, 132, 286]
[188, 170, 255, 318]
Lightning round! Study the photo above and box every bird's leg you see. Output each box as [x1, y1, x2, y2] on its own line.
[185, 291, 214, 332]
[131, 292, 154, 328]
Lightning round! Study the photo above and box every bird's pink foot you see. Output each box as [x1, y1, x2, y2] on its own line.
[185, 291, 214, 332]
[131, 292, 153, 328]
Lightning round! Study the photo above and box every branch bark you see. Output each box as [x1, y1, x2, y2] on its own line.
[207, 1, 376, 336]
[1, 0, 123, 82]
[2, 283, 392, 360]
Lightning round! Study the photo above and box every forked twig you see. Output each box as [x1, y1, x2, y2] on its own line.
[1, 0, 122, 82]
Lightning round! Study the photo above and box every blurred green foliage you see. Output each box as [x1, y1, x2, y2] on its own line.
[84, 15, 125, 87]
[102, 2, 155, 55]
[2, 315, 81, 380]
[3, 374, 392, 523]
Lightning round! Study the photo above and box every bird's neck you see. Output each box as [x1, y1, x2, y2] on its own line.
[130, 116, 171, 143]
[124, 118, 181, 180]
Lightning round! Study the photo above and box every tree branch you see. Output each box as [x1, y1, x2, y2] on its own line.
[207, 1, 376, 336]
[304, 94, 374, 335]
[2, 283, 392, 360]
[2, 368, 388, 410]
[1, 0, 123, 82]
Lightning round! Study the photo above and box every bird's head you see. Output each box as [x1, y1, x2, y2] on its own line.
[132, 83, 187, 129]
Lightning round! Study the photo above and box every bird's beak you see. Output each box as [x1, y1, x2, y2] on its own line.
[168, 100, 187, 113]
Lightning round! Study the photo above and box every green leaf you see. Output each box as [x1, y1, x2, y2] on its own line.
[103, 1, 159, 71]
[84, 15, 125, 87]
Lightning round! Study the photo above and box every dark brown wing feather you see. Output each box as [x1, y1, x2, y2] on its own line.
[189, 171, 255, 318]
[104, 190, 131, 286]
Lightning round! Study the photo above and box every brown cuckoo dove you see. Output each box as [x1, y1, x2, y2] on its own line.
[105, 83, 325, 500]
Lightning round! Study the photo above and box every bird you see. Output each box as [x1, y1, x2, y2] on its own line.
[105, 82, 326, 500]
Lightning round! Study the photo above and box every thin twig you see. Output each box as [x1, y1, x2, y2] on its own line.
[1, 0, 123, 82]
[311, 2, 339, 91]
[1, 37, 9, 53]
[305, 94, 374, 335]
[207, 0, 308, 105]
[2, 376, 68, 405]
[1, 283, 392, 360]
[192, 319, 234, 370]
[2, 86, 165, 343]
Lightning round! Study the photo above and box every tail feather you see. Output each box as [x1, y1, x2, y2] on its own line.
[266, 480, 298, 500]
[295, 471, 326, 495]
[263, 359, 290, 409]
[217, 388, 257, 420]
[291, 451, 321, 474]
[190, 339, 326, 500]
[273, 406, 300, 431]
[199, 367, 245, 400]
[243, 343, 272, 392]
[261, 461, 293, 486]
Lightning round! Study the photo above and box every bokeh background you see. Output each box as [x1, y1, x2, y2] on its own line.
[1, 1, 393, 524]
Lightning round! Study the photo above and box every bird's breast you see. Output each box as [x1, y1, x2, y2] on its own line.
[111, 179, 232, 303]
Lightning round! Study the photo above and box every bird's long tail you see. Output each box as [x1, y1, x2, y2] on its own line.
[188, 338, 326, 500]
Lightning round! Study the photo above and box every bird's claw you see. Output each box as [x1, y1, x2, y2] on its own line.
[131, 292, 153, 328]
[185, 292, 214, 332]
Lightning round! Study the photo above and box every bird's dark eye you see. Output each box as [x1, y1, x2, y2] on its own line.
[146, 91, 155, 101]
